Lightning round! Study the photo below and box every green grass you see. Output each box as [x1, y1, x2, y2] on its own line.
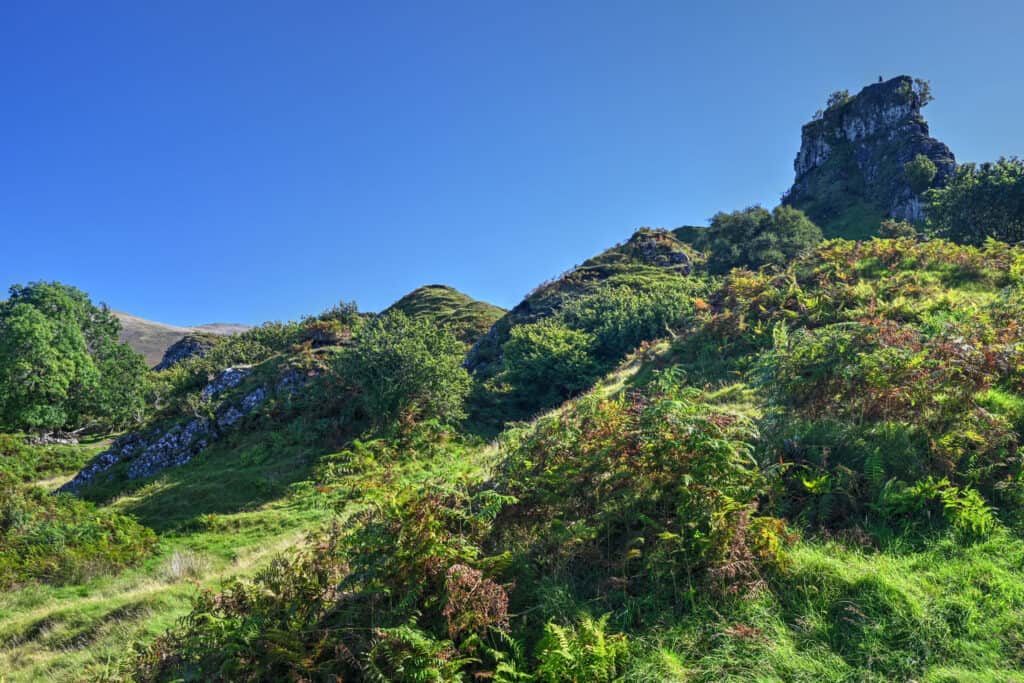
[383, 284, 505, 346]
[625, 535, 1024, 682]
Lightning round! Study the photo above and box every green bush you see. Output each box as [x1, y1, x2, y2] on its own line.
[926, 157, 1024, 244]
[501, 320, 600, 409]
[0, 473, 155, 587]
[905, 153, 938, 195]
[336, 310, 471, 427]
[699, 205, 823, 274]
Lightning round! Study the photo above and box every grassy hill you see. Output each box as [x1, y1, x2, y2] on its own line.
[382, 284, 505, 346]
[113, 311, 252, 367]
[6, 234, 1024, 681]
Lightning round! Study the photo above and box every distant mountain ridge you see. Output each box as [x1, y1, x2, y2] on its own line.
[112, 311, 251, 367]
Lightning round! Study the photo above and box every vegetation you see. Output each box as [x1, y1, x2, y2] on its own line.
[4, 158, 1024, 679]
[926, 157, 1024, 244]
[0, 282, 148, 434]
[337, 310, 472, 426]
[383, 284, 506, 346]
[905, 153, 939, 194]
[698, 205, 823, 274]
[0, 471, 155, 589]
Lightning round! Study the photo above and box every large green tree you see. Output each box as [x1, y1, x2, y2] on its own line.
[0, 282, 147, 433]
[926, 157, 1024, 245]
[700, 205, 823, 274]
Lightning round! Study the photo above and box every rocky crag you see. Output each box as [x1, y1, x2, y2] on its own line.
[58, 365, 308, 493]
[153, 334, 217, 371]
[784, 75, 956, 237]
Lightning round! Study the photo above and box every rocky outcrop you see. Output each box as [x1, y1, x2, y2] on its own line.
[154, 335, 216, 371]
[57, 366, 308, 493]
[784, 76, 956, 236]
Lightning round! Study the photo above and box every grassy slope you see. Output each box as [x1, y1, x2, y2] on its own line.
[383, 284, 505, 346]
[6, 239, 1024, 680]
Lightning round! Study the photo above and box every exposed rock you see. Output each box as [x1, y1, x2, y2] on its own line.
[25, 434, 79, 446]
[57, 367, 293, 494]
[201, 366, 252, 399]
[154, 335, 217, 371]
[783, 75, 956, 236]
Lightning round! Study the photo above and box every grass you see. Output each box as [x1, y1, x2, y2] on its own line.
[383, 284, 505, 345]
[624, 535, 1024, 682]
[0, 488, 332, 682]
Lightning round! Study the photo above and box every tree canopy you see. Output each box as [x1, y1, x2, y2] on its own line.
[926, 157, 1024, 245]
[0, 282, 147, 433]
[699, 205, 823, 274]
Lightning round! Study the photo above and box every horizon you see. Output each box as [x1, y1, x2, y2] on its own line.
[2, 1, 1022, 327]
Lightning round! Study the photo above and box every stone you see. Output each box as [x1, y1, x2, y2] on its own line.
[784, 75, 956, 234]
[154, 335, 216, 371]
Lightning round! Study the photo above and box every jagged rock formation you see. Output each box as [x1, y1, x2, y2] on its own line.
[784, 75, 956, 237]
[154, 334, 217, 371]
[58, 366, 308, 493]
[466, 228, 694, 373]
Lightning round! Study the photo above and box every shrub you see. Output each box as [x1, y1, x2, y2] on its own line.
[501, 319, 600, 408]
[497, 371, 782, 601]
[904, 153, 938, 195]
[926, 157, 1024, 244]
[337, 311, 471, 427]
[0, 473, 155, 587]
[700, 205, 823, 274]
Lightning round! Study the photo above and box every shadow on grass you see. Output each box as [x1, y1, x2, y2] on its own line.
[75, 422, 341, 533]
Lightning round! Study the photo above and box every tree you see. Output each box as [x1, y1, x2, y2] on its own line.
[339, 311, 470, 426]
[905, 154, 938, 195]
[926, 157, 1024, 245]
[700, 205, 823, 274]
[0, 282, 147, 434]
[826, 90, 851, 110]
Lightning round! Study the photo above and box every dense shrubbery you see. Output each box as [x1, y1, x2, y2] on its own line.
[130, 368, 782, 681]
[0, 472, 155, 588]
[489, 276, 707, 417]
[698, 205, 822, 274]
[336, 310, 471, 427]
[0, 433, 96, 482]
[496, 372, 783, 602]
[927, 157, 1024, 244]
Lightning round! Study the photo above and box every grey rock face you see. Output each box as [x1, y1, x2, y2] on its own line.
[201, 366, 253, 399]
[57, 366, 299, 494]
[785, 75, 956, 230]
[154, 335, 216, 371]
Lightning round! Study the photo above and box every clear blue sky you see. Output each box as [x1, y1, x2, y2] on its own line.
[2, 1, 1021, 326]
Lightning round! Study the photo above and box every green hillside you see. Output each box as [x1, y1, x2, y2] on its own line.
[383, 284, 506, 345]
[3, 76, 1024, 682]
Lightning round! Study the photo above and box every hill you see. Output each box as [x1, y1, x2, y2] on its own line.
[5, 75, 1024, 682]
[112, 311, 252, 367]
[6, 236, 1023, 681]
[382, 284, 505, 345]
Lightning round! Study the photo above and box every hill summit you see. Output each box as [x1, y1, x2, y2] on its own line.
[783, 75, 956, 237]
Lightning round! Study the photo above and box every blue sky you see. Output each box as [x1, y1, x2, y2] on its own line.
[2, 1, 1021, 325]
